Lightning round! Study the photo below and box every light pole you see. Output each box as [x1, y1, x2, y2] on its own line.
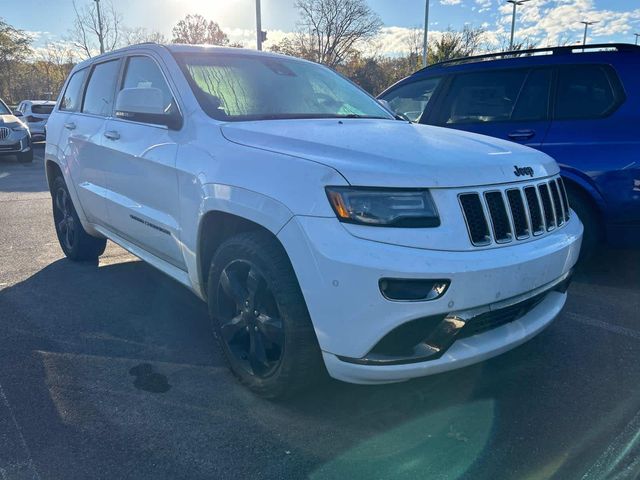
[94, 0, 105, 54]
[635, 33, 640, 45]
[422, 0, 430, 67]
[507, 0, 530, 51]
[580, 20, 597, 47]
[255, 0, 267, 50]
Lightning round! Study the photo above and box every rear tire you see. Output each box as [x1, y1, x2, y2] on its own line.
[51, 175, 107, 261]
[567, 186, 602, 261]
[207, 231, 324, 399]
[18, 149, 33, 163]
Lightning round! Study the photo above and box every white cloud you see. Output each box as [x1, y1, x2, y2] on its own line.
[497, 0, 640, 46]
[440, 0, 462, 5]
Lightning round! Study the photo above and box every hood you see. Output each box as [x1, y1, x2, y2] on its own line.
[220, 119, 559, 188]
[0, 114, 22, 127]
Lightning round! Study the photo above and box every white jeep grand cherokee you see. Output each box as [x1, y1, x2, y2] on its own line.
[45, 44, 582, 397]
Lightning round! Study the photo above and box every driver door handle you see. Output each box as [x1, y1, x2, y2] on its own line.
[64, 122, 76, 130]
[104, 130, 120, 140]
[508, 129, 535, 140]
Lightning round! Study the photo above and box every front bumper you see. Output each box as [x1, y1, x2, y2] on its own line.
[0, 130, 31, 155]
[278, 214, 582, 384]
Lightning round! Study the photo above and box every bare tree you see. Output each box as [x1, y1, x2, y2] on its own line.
[38, 42, 76, 99]
[428, 25, 485, 64]
[171, 14, 229, 45]
[492, 32, 539, 53]
[404, 27, 423, 71]
[295, 0, 382, 67]
[122, 27, 167, 46]
[70, 0, 122, 58]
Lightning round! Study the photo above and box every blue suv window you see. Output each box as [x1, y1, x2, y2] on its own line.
[382, 77, 442, 122]
[437, 68, 554, 125]
[554, 65, 622, 120]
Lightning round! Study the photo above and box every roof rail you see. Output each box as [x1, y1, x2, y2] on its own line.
[421, 43, 640, 70]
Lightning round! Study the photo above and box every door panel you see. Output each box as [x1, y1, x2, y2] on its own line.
[101, 55, 184, 268]
[65, 114, 110, 223]
[101, 119, 183, 267]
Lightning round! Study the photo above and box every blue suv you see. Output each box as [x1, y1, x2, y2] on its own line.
[379, 44, 640, 257]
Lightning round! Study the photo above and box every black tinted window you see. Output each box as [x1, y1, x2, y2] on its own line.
[32, 104, 54, 115]
[381, 77, 442, 122]
[83, 60, 120, 116]
[440, 69, 529, 124]
[555, 65, 620, 119]
[117, 56, 176, 120]
[60, 69, 87, 112]
[511, 69, 552, 121]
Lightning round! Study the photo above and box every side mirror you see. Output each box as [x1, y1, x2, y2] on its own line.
[13, 110, 23, 117]
[115, 87, 182, 130]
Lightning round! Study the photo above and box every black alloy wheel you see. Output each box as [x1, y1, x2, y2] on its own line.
[54, 185, 77, 252]
[216, 259, 285, 378]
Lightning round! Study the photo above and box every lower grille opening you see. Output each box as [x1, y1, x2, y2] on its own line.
[458, 292, 548, 339]
[369, 314, 445, 357]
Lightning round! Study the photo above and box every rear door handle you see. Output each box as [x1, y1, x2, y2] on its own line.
[508, 129, 535, 140]
[104, 130, 120, 140]
[64, 122, 76, 130]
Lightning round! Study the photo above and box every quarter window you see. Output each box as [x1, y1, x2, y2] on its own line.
[60, 69, 87, 112]
[555, 65, 621, 120]
[82, 60, 121, 116]
[381, 77, 442, 122]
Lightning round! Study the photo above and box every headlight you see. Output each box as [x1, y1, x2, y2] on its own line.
[11, 123, 27, 132]
[325, 187, 440, 227]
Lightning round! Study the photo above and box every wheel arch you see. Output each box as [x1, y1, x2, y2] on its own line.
[196, 211, 293, 300]
[559, 166, 606, 214]
[45, 159, 63, 192]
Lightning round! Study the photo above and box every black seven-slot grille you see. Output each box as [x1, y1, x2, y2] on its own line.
[459, 176, 570, 247]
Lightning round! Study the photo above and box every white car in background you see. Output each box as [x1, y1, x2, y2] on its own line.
[0, 97, 33, 163]
[15, 100, 55, 140]
[45, 44, 582, 398]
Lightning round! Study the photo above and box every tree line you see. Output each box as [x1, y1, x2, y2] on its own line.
[0, 0, 536, 105]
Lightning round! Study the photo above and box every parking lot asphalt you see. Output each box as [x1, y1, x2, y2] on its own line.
[1, 144, 640, 480]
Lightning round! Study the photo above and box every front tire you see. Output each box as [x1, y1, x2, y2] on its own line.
[567, 186, 602, 261]
[51, 175, 107, 261]
[207, 231, 324, 398]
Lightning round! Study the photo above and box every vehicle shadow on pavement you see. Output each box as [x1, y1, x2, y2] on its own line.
[1, 253, 640, 479]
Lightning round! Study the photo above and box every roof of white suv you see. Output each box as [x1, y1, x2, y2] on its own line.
[74, 43, 303, 70]
[21, 100, 56, 105]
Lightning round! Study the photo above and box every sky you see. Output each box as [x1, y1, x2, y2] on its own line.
[3, 0, 640, 56]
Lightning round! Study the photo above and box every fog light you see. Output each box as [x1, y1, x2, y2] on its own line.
[379, 278, 450, 301]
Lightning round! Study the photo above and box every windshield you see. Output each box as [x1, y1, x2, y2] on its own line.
[0, 100, 10, 115]
[175, 53, 394, 122]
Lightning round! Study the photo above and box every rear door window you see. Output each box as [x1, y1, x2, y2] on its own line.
[82, 59, 121, 116]
[554, 65, 623, 120]
[60, 69, 87, 112]
[511, 69, 552, 121]
[380, 77, 442, 122]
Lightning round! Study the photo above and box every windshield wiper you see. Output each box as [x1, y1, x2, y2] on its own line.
[336, 114, 391, 119]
